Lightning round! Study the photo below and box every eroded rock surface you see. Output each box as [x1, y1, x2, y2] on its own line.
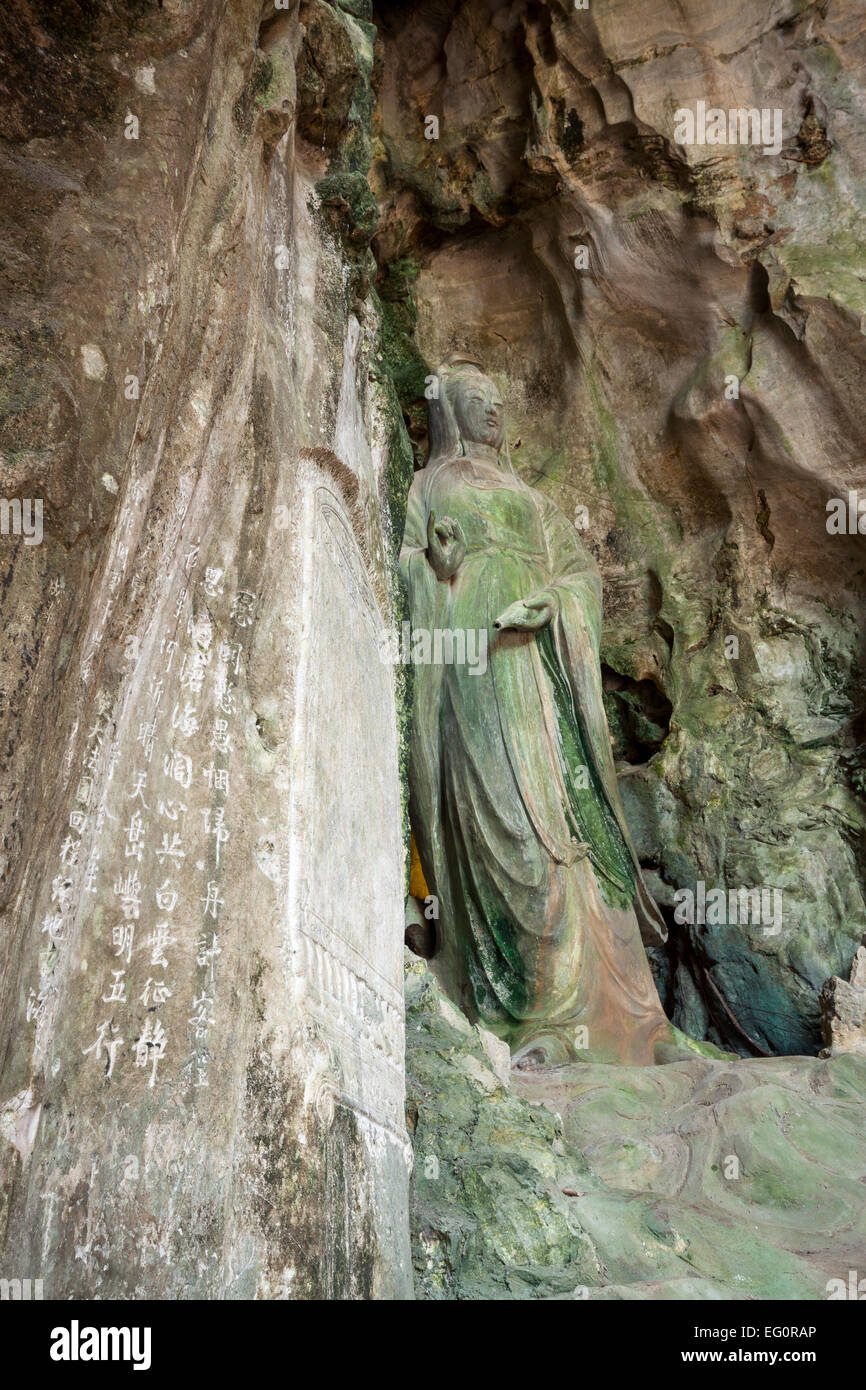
[372, 0, 866, 1057]
[821, 934, 866, 1058]
[407, 957, 866, 1300]
[0, 0, 413, 1299]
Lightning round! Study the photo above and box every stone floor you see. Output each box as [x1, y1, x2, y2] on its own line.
[405, 956, 866, 1300]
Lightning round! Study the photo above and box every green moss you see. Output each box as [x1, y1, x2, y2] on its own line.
[375, 362, 417, 894]
[308, 2, 383, 252]
[369, 253, 428, 889]
[552, 98, 585, 163]
[315, 171, 380, 253]
[338, 123, 374, 175]
[583, 363, 680, 565]
[375, 303, 428, 408]
[250, 53, 274, 102]
[233, 54, 275, 136]
[253, 50, 292, 111]
[366, 251, 431, 894]
[324, 5, 376, 176]
[406, 962, 602, 1298]
[746, 1168, 804, 1211]
[337, 0, 373, 18]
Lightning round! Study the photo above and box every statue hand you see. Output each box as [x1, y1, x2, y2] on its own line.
[426, 511, 466, 581]
[493, 592, 556, 632]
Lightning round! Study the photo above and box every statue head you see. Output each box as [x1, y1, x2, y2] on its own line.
[427, 354, 505, 466]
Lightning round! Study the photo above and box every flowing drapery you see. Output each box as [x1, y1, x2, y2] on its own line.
[400, 454, 672, 1064]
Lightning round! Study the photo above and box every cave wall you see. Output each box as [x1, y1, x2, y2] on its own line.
[371, 0, 866, 1057]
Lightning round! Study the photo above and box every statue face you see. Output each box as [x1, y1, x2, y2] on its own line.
[452, 372, 505, 451]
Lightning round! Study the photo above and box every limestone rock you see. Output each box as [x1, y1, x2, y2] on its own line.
[0, 0, 412, 1300]
[820, 937, 866, 1059]
[405, 957, 601, 1299]
[407, 957, 866, 1300]
[373, 0, 866, 1058]
[1, 0, 865, 1302]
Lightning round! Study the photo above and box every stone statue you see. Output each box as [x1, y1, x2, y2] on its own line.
[400, 354, 700, 1065]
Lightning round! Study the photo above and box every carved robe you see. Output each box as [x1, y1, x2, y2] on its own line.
[400, 452, 675, 1065]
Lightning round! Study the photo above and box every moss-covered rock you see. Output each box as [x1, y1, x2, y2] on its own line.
[407, 957, 866, 1299]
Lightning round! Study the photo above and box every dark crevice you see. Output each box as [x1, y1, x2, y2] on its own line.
[601, 664, 672, 764]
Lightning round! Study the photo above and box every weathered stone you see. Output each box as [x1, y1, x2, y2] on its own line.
[820, 936, 866, 1059]
[373, 0, 866, 1058]
[0, 0, 411, 1300]
[1, 0, 865, 1304]
[407, 955, 866, 1300]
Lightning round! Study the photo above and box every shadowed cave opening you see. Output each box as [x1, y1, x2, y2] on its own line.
[601, 665, 673, 764]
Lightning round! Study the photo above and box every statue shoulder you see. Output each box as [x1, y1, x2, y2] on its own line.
[533, 486, 571, 527]
[408, 462, 446, 509]
[406, 467, 429, 509]
[401, 467, 435, 544]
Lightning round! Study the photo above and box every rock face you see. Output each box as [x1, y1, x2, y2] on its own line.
[821, 935, 866, 1059]
[372, 0, 866, 1058]
[0, 0, 864, 1301]
[0, 0, 412, 1298]
[407, 956, 866, 1300]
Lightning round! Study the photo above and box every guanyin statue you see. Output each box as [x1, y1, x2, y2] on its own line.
[400, 353, 708, 1066]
